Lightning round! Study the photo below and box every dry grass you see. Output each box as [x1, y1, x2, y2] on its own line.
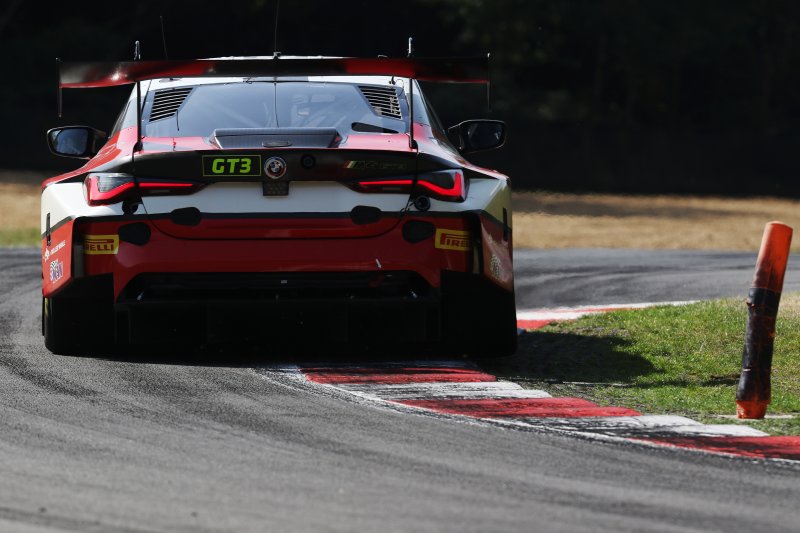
[0, 183, 39, 231]
[0, 170, 44, 246]
[513, 191, 800, 251]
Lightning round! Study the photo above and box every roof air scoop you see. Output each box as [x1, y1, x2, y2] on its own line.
[149, 88, 193, 122]
[359, 86, 401, 119]
[212, 128, 341, 149]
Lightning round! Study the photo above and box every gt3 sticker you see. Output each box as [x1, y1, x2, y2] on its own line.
[202, 155, 262, 177]
[434, 229, 471, 251]
[84, 235, 119, 255]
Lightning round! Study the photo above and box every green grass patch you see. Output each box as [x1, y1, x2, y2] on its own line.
[0, 227, 40, 247]
[484, 297, 800, 435]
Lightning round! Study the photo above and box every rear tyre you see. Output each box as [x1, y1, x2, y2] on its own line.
[442, 274, 518, 359]
[43, 296, 79, 355]
[43, 296, 113, 355]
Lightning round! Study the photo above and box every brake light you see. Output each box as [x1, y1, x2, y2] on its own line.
[351, 170, 466, 202]
[83, 173, 204, 206]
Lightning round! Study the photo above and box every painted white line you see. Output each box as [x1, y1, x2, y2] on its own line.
[503, 415, 768, 437]
[516, 415, 702, 430]
[262, 364, 303, 374]
[516, 301, 697, 321]
[639, 425, 769, 438]
[517, 310, 592, 321]
[297, 360, 475, 370]
[336, 381, 552, 400]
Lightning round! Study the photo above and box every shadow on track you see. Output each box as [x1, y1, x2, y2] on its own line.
[481, 329, 656, 385]
[68, 340, 474, 368]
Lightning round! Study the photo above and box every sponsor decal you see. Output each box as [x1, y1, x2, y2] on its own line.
[344, 160, 408, 170]
[434, 229, 471, 251]
[43, 240, 65, 263]
[49, 259, 64, 283]
[84, 235, 119, 255]
[202, 155, 262, 177]
[264, 156, 288, 180]
[490, 254, 503, 281]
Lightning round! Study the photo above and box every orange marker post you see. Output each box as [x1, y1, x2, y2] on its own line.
[736, 222, 793, 419]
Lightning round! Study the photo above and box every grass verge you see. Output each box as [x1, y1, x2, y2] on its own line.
[0, 228, 40, 247]
[0, 181, 40, 247]
[483, 295, 800, 435]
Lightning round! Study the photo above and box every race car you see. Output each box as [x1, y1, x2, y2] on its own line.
[42, 55, 516, 356]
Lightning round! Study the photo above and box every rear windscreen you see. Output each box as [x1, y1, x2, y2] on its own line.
[143, 82, 408, 138]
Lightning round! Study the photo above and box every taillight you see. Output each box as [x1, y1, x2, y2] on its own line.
[83, 173, 135, 206]
[83, 173, 204, 206]
[350, 170, 466, 202]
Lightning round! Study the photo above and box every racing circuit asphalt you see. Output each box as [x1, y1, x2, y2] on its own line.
[1, 247, 800, 532]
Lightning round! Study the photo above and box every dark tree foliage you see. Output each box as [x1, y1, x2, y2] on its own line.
[433, 0, 800, 194]
[3, 0, 800, 194]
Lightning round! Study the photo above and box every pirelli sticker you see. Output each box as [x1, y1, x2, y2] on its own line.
[435, 229, 471, 251]
[84, 235, 119, 255]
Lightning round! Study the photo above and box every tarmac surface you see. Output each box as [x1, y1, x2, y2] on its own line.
[514, 248, 800, 308]
[1, 247, 799, 532]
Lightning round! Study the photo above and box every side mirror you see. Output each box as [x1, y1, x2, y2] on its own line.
[46, 126, 107, 159]
[447, 120, 506, 154]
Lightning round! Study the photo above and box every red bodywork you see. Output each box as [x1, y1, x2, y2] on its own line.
[42, 124, 512, 302]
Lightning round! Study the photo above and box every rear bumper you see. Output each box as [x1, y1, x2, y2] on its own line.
[72, 215, 477, 300]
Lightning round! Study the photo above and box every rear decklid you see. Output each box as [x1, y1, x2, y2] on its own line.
[128, 146, 453, 240]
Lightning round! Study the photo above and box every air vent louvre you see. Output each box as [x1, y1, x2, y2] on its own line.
[149, 88, 193, 122]
[359, 86, 402, 120]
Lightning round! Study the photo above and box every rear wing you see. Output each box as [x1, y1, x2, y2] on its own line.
[58, 56, 489, 88]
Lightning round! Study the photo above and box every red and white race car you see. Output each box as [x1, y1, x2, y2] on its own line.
[42, 56, 516, 356]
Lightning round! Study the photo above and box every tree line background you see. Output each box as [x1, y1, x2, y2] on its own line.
[2, 0, 799, 195]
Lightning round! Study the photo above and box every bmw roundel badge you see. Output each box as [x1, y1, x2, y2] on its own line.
[264, 156, 287, 180]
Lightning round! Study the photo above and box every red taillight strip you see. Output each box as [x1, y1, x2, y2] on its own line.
[357, 179, 414, 187]
[138, 181, 198, 191]
[418, 171, 464, 199]
[352, 171, 465, 202]
[84, 173, 204, 206]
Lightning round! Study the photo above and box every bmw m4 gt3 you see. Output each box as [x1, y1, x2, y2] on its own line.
[42, 56, 516, 356]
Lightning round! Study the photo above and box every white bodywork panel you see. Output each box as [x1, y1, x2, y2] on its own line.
[41, 178, 509, 230]
[41, 183, 124, 233]
[140, 181, 409, 214]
